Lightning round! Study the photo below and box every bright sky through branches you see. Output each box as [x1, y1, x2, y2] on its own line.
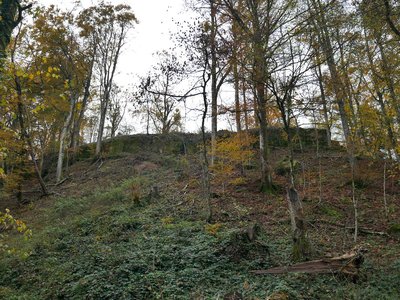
[35, 0, 211, 133]
[38, 0, 188, 84]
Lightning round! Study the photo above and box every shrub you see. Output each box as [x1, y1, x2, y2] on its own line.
[210, 132, 256, 188]
[0, 209, 32, 255]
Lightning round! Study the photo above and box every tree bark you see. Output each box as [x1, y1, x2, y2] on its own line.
[242, 79, 249, 131]
[383, 0, 400, 38]
[210, 0, 218, 166]
[96, 95, 108, 155]
[287, 187, 311, 261]
[0, 0, 31, 61]
[233, 51, 241, 132]
[254, 28, 273, 191]
[315, 62, 331, 147]
[232, 17, 242, 132]
[56, 94, 75, 182]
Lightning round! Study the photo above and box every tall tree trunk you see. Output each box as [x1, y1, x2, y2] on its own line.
[316, 63, 331, 147]
[233, 53, 242, 132]
[56, 94, 75, 182]
[210, 0, 218, 166]
[201, 55, 212, 222]
[253, 24, 273, 192]
[232, 17, 242, 132]
[242, 79, 250, 131]
[70, 100, 85, 150]
[95, 97, 108, 155]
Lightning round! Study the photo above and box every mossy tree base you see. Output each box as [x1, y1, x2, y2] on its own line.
[287, 187, 312, 261]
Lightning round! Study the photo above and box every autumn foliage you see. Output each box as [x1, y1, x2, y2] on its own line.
[209, 132, 256, 188]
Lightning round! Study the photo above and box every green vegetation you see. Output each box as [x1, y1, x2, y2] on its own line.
[1, 160, 399, 299]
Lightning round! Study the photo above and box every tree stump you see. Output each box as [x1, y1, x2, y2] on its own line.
[287, 187, 311, 261]
[149, 185, 160, 202]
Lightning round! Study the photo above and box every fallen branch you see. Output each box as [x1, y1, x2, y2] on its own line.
[97, 158, 104, 170]
[83, 157, 103, 175]
[46, 177, 69, 187]
[251, 248, 365, 279]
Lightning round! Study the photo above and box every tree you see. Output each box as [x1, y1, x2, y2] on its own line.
[29, 6, 92, 183]
[0, 208, 31, 255]
[0, 0, 32, 182]
[268, 36, 314, 260]
[0, 0, 31, 63]
[107, 84, 128, 138]
[78, 2, 137, 155]
[307, 0, 353, 150]
[1, 19, 52, 195]
[382, 0, 400, 38]
[185, 0, 231, 164]
[222, 0, 299, 192]
[139, 52, 186, 134]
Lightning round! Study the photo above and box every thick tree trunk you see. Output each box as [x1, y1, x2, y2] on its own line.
[0, 0, 20, 60]
[383, 0, 400, 38]
[287, 187, 311, 261]
[258, 106, 273, 191]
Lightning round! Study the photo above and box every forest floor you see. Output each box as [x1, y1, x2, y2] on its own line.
[0, 142, 400, 299]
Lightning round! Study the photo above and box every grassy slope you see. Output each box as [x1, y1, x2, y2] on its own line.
[1, 148, 400, 299]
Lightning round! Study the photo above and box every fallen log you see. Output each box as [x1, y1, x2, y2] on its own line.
[251, 248, 365, 279]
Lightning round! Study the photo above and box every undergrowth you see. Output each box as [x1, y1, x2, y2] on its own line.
[0, 166, 399, 299]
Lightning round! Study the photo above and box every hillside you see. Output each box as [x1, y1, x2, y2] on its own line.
[1, 133, 400, 299]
